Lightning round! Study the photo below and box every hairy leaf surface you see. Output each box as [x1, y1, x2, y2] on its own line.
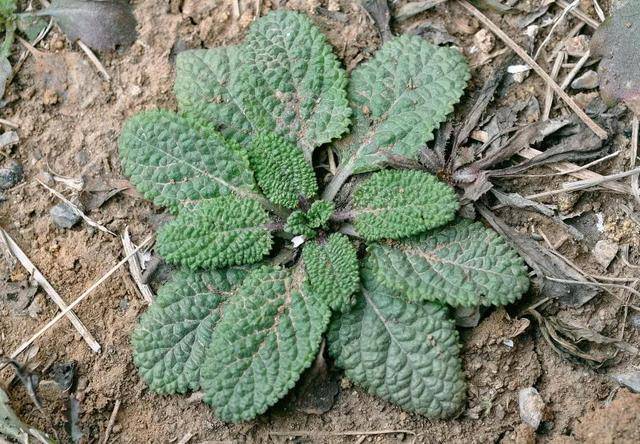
[118, 110, 257, 213]
[302, 233, 359, 312]
[175, 11, 350, 157]
[367, 219, 529, 307]
[249, 132, 318, 208]
[332, 35, 469, 176]
[201, 265, 331, 422]
[328, 268, 466, 418]
[132, 268, 249, 394]
[350, 170, 459, 241]
[157, 196, 272, 270]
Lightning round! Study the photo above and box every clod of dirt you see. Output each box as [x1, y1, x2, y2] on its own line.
[573, 390, 640, 442]
[32, 0, 138, 52]
[571, 70, 599, 90]
[0, 159, 23, 189]
[591, 1, 640, 113]
[593, 239, 619, 269]
[518, 387, 545, 430]
[50, 202, 80, 228]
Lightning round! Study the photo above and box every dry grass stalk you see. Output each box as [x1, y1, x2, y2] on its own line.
[457, 0, 608, 140]
[122, 227, 154, 304]
[559, 50, 590, 90]
[631, 116, 640, 206]
[556, 0, 600, 29]
[543, 51, 565, 121]
[0, 227, 101, 353]
[4, 235, 153, 366]
[518, 147, 631, 194]
[37, 178, 116, 236]
[534, 0, 579, 61]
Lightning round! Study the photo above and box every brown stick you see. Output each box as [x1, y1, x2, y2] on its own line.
[457, 0, 608, 140]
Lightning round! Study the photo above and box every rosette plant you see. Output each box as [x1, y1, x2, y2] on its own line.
[119, 11, 529, 422]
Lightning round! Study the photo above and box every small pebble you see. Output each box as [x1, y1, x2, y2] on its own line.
[50, 203, 81, 229]
[565, 35, 590, 57]
[593, 239, 618, 269]
[518, 387, 545, 430]
[571, 70, 599, 90]
[473, 29, 495, 53]
[0, 160, 23, 190]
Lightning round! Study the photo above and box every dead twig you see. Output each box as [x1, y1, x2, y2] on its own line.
[457, 0, 608, 140]
[267, 430, 417, 441]
[2, 235, 153, 368]
[37, 178, 116, 236]
[101, 399, 121, 444]
[0, 117, 19, 129]
[0, 227, 101, 353]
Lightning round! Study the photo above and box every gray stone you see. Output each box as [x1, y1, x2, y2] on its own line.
[50, 203, 81, 229]
[0, 160, 23, 190]
[571, 70, 599, 90]
[593, 239, 619, 269]
[518, 387, 545, 430]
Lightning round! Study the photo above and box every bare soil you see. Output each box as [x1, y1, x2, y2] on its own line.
[1, 1, 639, 443]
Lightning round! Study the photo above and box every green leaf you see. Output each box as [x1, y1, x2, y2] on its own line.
[327, 267, 466, 418]
[332, 35, 469, 177]
[131, 268, 249, 394]
[350, 170, 459, 241]
[175, 11, 351, 158]
[201, 265, 331, 422]
[284, 200, 335, 238]
[156, 196, 272, 270]
[249, 132, 318, 208]
[118, 110, 257, 213]
[302, 233, 359, 312]
[367, 219, 530, 307]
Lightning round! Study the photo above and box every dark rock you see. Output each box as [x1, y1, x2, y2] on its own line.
[0, 160, 23, 190]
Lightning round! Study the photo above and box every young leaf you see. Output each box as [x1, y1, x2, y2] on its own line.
[284, 200, 335, 238]
[349, 169, 459, 241]
[367, 219, 530, 307]
[201, 265, 331, 422]
[249, 132, 318, 208]
[156, 196, 272, 270]
[175, 11, 351, 158]
[33, 0, 137, 51]
[327, 267, 466, 418]
[118, 110, 257, 214]
[325, 35, 469, 199]
[131, 268, 250, 394]
[302, 233, 359, 312]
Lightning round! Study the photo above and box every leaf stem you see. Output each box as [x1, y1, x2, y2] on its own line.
[322, 162, 354, 202]
[330, 209, 355, 222]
